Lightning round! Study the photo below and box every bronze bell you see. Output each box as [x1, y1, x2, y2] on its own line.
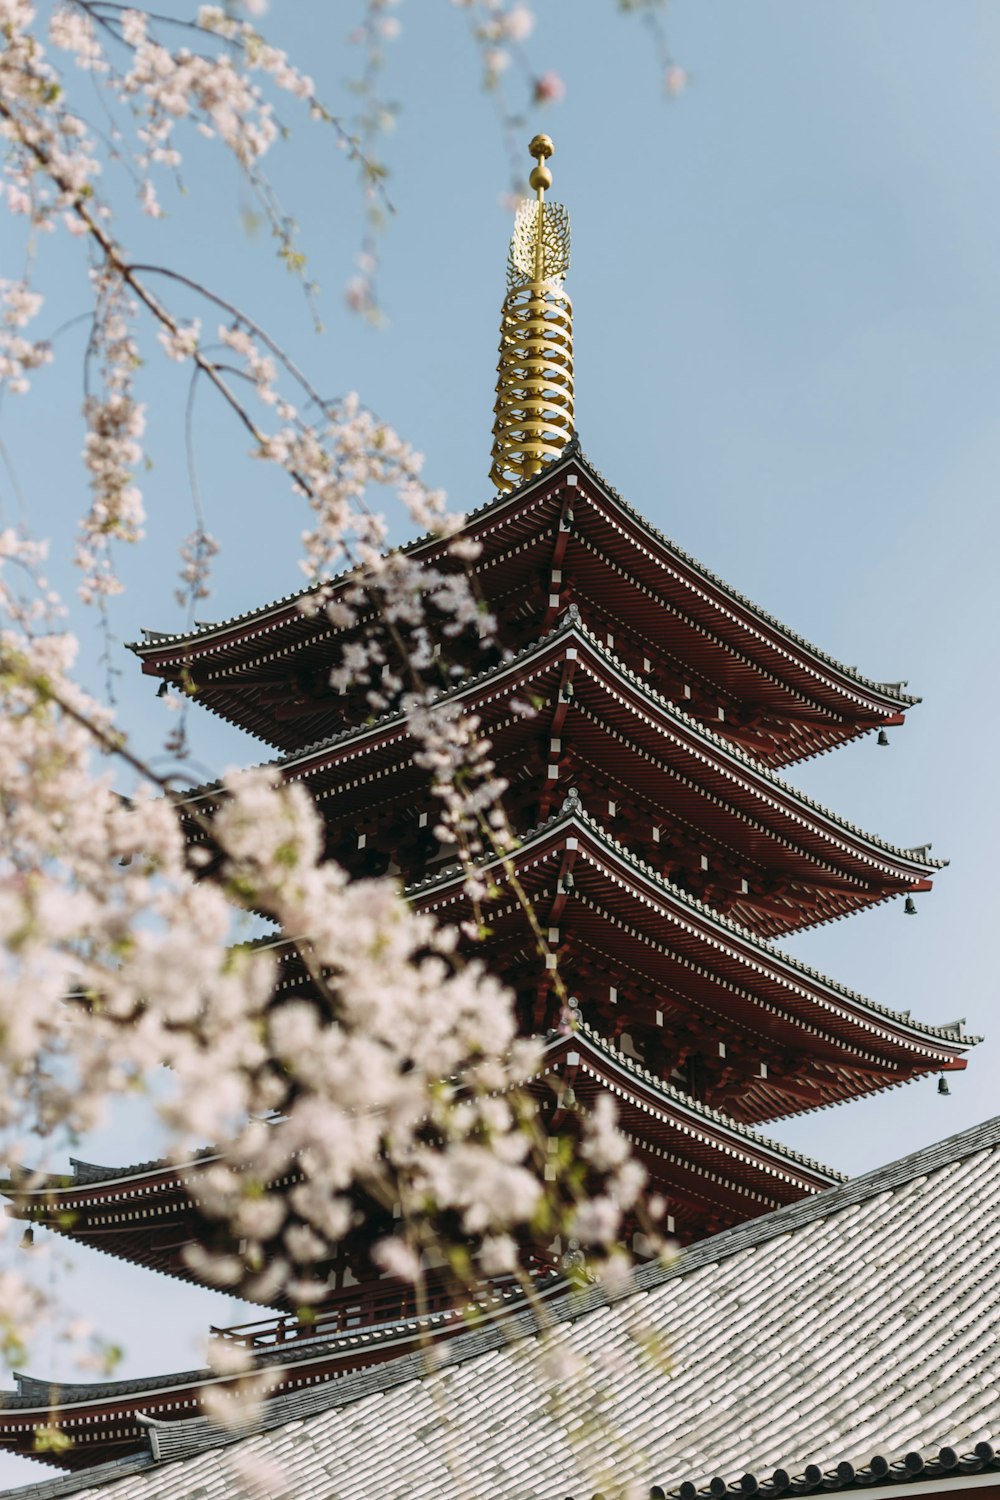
[904, 896, 917, 915]
[938, 1075, 951, 1096]
[877, 729, 889, 747]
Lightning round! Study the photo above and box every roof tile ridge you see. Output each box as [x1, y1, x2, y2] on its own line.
[12, 1143, 222, 1195]
[0, 1264, 572, 1414]
[0, 1358, 214, 1405]
[555, 798, 973, 1045]
[403, 794, 575, 898]
[179, 613, 580, 801]
[567, 1022, 845, 1179]
[631, 1113, 1000, 1295]
[80, 1284, 577, 1471]
[573, 619, 944, 870]
[662, 1440, 1000, 1500]
[0, 1452, 157, 1498]
[574, 451, 920, 706]
[128, 459, 574, 655]
[66, 1151, 215, 1183]
[130, 561, 348, 651]
[405, 795, 975, 1043]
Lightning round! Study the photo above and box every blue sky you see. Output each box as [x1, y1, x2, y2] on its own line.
[1, 1, 999, 1483]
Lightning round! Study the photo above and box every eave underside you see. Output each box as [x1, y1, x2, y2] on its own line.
[194, 623, 941, 940]
[5, 1029, 843, 1316]
[132, 459, 915, 766]
[406, 812, 969, 1121]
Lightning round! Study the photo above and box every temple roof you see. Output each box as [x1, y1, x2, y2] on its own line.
[12, 1025, 843, 1197]
[5, 1112, 999, 1499]
[549, 1026, 844, 1186]
[4, 1029, 842, 1274]
[130, 452, 918, 762]
[131, 452, 917, 709]
[290, 611, 942, 875]
[176, 612, 943, 937]
[406, 800, 973, 1091]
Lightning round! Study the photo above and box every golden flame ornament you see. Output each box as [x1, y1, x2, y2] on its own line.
[489, 135, 574, 493]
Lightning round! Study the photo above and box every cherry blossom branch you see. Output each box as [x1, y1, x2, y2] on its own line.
[0, 2, 676, 1402]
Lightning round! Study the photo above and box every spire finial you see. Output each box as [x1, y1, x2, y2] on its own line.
[528, 133, 554, 197]
[489, 136, 575, 494]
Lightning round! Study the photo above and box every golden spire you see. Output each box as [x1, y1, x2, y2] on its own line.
[489, 134, 574, 494]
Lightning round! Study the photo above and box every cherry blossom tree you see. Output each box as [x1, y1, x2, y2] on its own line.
[0, 0, 676, 1387]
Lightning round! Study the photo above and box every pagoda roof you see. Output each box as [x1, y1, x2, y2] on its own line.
[177, 611, 943, 935]
[130, 451, 918, 761]
[4, 1027, 842, 1279]
[11, 1027, 842, 1196]
[415, 803, 954, 1056]
[543, 1026, 843, 1195]
[402, 799, 972, 1118]
[6, 1112, 1000, 1499]
[0, 1150, 230, 1302]
[0, 1029, 845, 1470]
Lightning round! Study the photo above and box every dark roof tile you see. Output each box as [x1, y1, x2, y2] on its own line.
[5, 1116, 1000, 1499]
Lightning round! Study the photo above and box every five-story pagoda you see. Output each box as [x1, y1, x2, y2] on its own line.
[0, 138, 973, 1473]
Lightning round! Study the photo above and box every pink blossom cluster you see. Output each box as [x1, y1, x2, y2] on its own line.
[0, 0, 665, 1387]
[76, 271, 147, 603]
[450, 1, 568, 109]
[175, 525, 220, 610]
[0, 281, 51, 396]
[0, 545, 651, 1347]
[48, 2, 315, 180]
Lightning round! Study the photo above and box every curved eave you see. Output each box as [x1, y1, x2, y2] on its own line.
[3, 1018, 845, 1281]
[3, 1026, 839, 1245]
[0, 1157, 248, 1303]
[176, 618, 942, 940]
[3, 1151, 217, 1200]
[129, 453, 917, 753]
[542, 1029, 844, 1194]
[561, 453, 917, 714]
[407, 805, 973, 1075]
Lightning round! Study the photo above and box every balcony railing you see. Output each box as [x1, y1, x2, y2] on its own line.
[210, 1258, 560, 1351]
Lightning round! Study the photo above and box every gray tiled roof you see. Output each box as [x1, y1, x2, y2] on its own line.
[7, 1114, 1000, 1500]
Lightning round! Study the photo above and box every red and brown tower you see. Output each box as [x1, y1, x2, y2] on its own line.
[0, 138, 973, 1472]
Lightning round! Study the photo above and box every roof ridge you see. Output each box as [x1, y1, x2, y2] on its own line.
[573, 453, 919, 704]
[178, 609, 942, 873]
[564, 1025, 845, 1180]
[567, 618, 940, 867]
[10, 1016, 844, 1206]
[178, 610, 581, 801]
[128, 452, 919, 710]
[12, 1145, 223, 1194]
[407, 801, 975, 1047]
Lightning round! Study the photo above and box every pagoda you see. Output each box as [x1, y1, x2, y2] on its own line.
[0, 136, 973, 1473]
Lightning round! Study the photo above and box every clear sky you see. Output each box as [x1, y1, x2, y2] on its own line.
[1, 0, 999, 1485]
